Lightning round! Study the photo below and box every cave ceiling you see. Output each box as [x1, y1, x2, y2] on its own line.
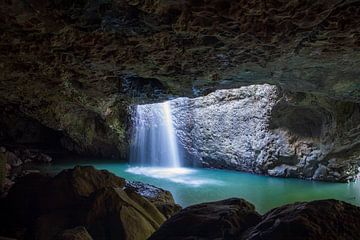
[1, 0, 359, 103]
[0, 0, 360, 157]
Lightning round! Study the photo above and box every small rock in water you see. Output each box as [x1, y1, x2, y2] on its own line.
[38, 153, 52, 163]
[126, 181, 182, 218]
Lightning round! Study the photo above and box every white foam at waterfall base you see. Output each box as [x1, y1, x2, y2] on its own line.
[129, 100, 223, 186]
[126, 166, 223, 187]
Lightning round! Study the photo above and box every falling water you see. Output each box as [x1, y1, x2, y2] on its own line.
[130, 101, 181, 167]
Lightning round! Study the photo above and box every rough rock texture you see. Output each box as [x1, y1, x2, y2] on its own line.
[148, 198, 261, 240]
[1, 0, 360, 158]
[0, 152, 5, 192]
[0, 145, 54, 195]
[169, 84, 360, 181]
[55, 227, 93, 240]
[126, 181, 182, 218]
[149, 198, 360, 240]
[0, 166, 179, 240]
[242, 199, 360, 240]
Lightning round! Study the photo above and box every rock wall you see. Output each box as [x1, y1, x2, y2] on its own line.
[0, 152, 5, 192]
[0, 0, 359, 163]
[1, 0, 360, 159]
[169, 85, 360, 182]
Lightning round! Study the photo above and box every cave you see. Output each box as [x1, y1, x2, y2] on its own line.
[1, 0, 360, 239]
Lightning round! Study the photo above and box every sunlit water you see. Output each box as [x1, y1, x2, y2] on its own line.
[39, 161, 360, 214]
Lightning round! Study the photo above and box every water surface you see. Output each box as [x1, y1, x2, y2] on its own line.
[40, 161, 360, 214]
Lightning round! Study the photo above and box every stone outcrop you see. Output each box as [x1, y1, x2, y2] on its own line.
[242, 199, 360, 240]
[126, 181, 182, 218]
[148, 198, 261, 240]
[169, 84, 360, 181]
[0, 0, 359, 159]
[149, 198, 360, 240]
[0, 166, 181, 240]
[0, 145, 54, 195]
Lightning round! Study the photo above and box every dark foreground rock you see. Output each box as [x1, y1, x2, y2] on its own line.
[0, 145, 55, 196]
[150, 199, 360, 240]
[149, 198, 261, 240]
[242, 199, 360, 240]
[0, 166, 180, 240]
[55, 227, 93, 240]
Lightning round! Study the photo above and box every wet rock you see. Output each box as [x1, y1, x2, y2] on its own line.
[242, 200, 360, 240]
[126, 181, 182, 218]
[149, 198, 261, 240]
[55, 227, 93, 240]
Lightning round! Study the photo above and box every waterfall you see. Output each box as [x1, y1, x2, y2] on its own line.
[130, 101, 181, 167]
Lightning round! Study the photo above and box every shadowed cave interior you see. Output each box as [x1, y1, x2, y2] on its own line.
[0, 0, 360, 239]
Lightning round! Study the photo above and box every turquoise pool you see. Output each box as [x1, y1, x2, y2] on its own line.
[40, 161, 360, 214]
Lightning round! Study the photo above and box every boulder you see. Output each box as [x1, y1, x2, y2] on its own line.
[242, 199, 360, 240]
[86, 187, 166, 240]
[150, 198, 360, 240]
[148, 198, 261, 240]
[42, 165, 126, 209]
[0, 166, 176, 240]
[125, 181, 182, 218]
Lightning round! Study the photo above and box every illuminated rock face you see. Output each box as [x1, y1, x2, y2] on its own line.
[170, 85, 360, 182]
